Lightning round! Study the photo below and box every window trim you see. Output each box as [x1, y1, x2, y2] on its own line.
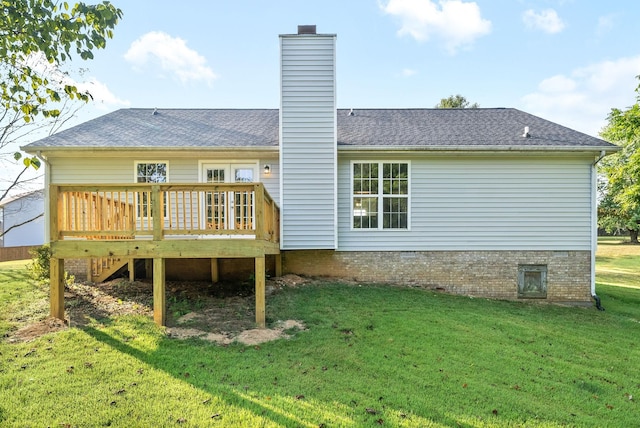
[197, 161, 259, 183]
[350, 160, 411, 231]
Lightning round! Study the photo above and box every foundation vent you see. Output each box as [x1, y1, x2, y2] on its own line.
[518, 264, 548, 299]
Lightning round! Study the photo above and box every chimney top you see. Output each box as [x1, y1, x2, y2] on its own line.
[297, 25, 316, 35]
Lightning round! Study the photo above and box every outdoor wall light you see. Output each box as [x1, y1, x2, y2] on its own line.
[263, 164, 271, 175]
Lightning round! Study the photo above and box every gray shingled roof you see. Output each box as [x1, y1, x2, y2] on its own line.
[337, 108, 611, 148]
[22, 107, 615, 151]
[23, 109, 279, 149]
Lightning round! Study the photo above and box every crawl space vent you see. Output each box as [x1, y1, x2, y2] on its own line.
[518, 265, 547, 299]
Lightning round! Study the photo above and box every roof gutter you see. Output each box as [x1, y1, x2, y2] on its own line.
[337, 145, 621, 153]
[22, 146, 280, 156]
[592, 149, 607, 165]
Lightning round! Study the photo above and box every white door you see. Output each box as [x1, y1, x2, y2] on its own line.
[202, 164, 256, 230]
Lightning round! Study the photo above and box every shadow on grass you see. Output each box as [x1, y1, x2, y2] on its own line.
[81, 313, 473, 428]
[0, 269, 35, 282]
[82, 324, 324, 427]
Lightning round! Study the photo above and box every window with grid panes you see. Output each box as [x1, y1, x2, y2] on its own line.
[135, 162, 167, 217]
[352, 162, 408, 229]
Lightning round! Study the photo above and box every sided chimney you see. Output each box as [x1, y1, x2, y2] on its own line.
[279, 26, 337, 250]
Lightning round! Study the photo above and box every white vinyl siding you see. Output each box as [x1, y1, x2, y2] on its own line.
[279, 34, 337, 249]
[338, 154, 593, 251]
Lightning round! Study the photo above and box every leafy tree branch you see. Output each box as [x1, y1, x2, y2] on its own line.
[599, 76, 640, 243]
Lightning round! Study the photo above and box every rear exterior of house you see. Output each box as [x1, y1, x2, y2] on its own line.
[23, 26, 618, 326]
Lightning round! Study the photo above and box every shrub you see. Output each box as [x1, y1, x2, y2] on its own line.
[26, 245, 75, 286]
[27, 245, 51, 282]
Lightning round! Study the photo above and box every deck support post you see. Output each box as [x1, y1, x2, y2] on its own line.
[274, 253, 282, 277]
[153, 258, 166, 326]
[210, 258, 219, 283]
[86, 260, 93, 283]
[128, 259, 135, 281]
[255, 256, 266, 328]
[50, 258, 65, 320]
[145, 259, 152, 279]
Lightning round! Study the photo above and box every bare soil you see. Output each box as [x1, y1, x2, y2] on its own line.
[9, 274, 309, 345]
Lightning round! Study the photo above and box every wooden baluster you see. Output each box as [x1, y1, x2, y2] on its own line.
[255, 184, 264, 240]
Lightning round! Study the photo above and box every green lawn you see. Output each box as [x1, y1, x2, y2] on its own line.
[0, 247, 639, 427]
[596, 237, 640, 290]
[0, 259, 47, 337]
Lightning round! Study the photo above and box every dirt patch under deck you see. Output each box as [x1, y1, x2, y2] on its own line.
[8, 275, 309, 345]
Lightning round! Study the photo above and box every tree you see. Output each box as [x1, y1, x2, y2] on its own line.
[434, 94, 479, 109]
[598, 77, 640, 243]
[0, 1, 122, 238]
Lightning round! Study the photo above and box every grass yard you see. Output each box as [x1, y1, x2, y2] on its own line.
[0, 243, 639, 427]
[0, 260, 47, 338]
[595, 237, 640, 290]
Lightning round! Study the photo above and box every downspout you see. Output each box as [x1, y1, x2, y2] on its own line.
[35, 151, 51, 244]
[591, 150, 606, 311]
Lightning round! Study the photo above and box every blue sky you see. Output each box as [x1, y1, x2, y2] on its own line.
[70, 0, 640, 138]
[6, 0, 640, 190]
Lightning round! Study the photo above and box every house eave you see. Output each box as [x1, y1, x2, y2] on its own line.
[23, 146, 280, 158]
[337, 145, 620, 154]
[24, 143, 620, 157]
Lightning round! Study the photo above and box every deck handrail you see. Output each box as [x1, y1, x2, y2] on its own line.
[51, 183, 280, 243]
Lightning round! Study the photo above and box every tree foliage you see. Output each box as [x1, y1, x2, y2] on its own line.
[434, 94, 479, 109]
[1, 1, 122, 120]
[0, 1, 122, 239]
[598, 77, 640, 243]
[0, 1, 122, 205]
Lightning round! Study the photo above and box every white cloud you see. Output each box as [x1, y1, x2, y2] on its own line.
[522, 9, 566, 34]
[521, 56, 640, 137]
[538, 75, 577, 93]
[380, 0, 491, 54]
[124, 31, 217, 85]
[20, 52, 129, 109]
[75, 78, 130, 109]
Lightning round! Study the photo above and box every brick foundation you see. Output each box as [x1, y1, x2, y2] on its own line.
[64, 258, 89, 282]
[282, 250, 592, 303]
[63, 250, 592, 303]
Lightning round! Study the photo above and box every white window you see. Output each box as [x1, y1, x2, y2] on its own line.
[135, 162, 168, 217]
[352, 162, 409, 230]
[136, 162, 167, 184]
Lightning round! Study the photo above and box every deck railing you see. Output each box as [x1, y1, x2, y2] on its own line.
[50, 183, 280, 243]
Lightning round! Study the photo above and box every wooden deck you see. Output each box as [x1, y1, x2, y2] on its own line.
[48, 183, 280, 327]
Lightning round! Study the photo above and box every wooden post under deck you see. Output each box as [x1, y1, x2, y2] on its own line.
[86, 262, 93, 283]
[50, 258, 65, 320]
[210, 258, 219, 283]
[255, 256, 266, 328]
[145, 259, 152, 279]
[153, 258, 166, 326]
[128, 259, 135, 281]
[274, 254, 282, 277]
